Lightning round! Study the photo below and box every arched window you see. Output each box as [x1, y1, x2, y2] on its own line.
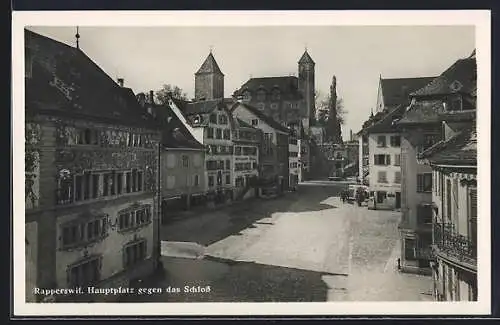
[272, 88, 281, 101]
[243, 90, 252, 101]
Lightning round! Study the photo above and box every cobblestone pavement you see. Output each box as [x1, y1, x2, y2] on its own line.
[122, 182, 432, 302]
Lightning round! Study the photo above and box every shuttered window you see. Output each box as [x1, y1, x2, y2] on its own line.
[469, 188, 477, 248]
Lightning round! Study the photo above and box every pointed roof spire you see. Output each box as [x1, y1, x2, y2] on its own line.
[298, 49, 315, 65]
[195, 51, 224, 76]
[469, 49, 476, 58]
[75, 26, 80, 50]
[370, 107, 374, 117]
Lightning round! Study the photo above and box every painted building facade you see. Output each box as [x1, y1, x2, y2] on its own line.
[231, 118, 261, 200]
[230, 101, 290, 196]
[25, 30, 161, 302]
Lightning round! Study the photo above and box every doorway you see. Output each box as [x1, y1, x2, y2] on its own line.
[395, 192, 401, 209]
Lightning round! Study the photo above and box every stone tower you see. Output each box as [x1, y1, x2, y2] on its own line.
[298, 49, 315, 132]
[195, 51, 224, 100]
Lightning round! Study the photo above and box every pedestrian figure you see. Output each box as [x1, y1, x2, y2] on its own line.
[397, 258, 401, 271]
[341, 190, 346, 203]
[356, 187, 364, 206]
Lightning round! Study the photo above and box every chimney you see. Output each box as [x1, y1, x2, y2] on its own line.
[350, 129, 353, 142]
[149, 90, 154, 104]
[136, 93, 146, 108]
[117, 78, 124, 87]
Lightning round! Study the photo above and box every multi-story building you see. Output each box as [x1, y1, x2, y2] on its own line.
[298, 133, 311, 182]
[357, 76, 435, 186]
[24, 30, 161, 302]
[170, 98, 235, 205]
[230, 101, 290, 196]
[362, 108, 404, 210]
[231, 118, 262, 200]
[420, 122, 477, 301]
[288, 124, 299, 190]
[166, 52, 236, 205]
[140, 92, 206, 223]
[233, 50, 316, 133]
[395, 51, 476, 274]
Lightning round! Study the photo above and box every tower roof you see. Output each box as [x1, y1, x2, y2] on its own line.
[195, 52, 224, 76]
[298, 50, 315, 65]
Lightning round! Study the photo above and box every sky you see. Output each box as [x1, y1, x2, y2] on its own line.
[28, 25, 475, 139]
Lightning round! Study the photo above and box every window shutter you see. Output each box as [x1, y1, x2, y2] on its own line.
[470, 188, 477, 220]
[386, 155, 391, 165]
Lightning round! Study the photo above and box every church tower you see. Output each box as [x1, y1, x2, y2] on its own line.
[298, 49, 315, 131]
[195, 51, 224, 100]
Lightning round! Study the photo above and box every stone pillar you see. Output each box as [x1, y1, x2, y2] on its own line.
[186, 194, 191, 210]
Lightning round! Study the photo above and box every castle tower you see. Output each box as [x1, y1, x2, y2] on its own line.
[298, 49, 315, 131]
[195, 51, 224, 100]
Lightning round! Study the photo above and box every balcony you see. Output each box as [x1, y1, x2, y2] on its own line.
[433, 223, 476, 268]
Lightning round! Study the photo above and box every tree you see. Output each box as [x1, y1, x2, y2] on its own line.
[314, 90, 346, 126]
[154, 84, 189, 104]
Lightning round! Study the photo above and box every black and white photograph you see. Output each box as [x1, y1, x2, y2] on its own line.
[13, 10, 491, 316]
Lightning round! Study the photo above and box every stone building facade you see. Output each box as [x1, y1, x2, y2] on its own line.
[233, 50, 316, 133]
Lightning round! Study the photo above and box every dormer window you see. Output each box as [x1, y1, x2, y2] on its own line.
[272, 89, 281, 101]
[243, 90, 252, 101]
[257, 89, 266, 102]
[448, 96, 463, 111]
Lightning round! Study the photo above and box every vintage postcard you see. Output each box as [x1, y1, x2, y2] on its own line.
[12, 10, 491, 316]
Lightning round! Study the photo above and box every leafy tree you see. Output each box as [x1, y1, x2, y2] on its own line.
[154, 84, 189, 104]
[314, 90, 346, 126]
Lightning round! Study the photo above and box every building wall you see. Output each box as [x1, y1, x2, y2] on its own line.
[25, 221, 38, 302]
[202, 108, 234, 194]
[241, 96, 304, 126]
[233, 128, 260, 195]
[232, 104, 285, 182]
[161, 149, 205, 198]
[289, 140, 299, 188]
[25, 114, 160, 300]
[195, 73, 224, 100]
[401, 130, 434, 228]
[298, 62, 315, 128]
[55, 197, 155, 289]
[368, 132, 402, 209]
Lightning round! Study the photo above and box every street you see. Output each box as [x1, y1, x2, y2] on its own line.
[123, 181, 433, 302]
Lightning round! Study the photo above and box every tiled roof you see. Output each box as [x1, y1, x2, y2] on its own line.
[410, 57, 476, 97]
[358, 110, 387, 135]
[396, 100, 444, 125]
[363, 104, 406, 134]
[234, 102, 290, 133]
[236, 118, 255, 129]
[25, 29, 158, 129]
[195, 52, 224, 76]
[298, 50, 315, 64]
[183, 99, 223, 116]
[152, 103, 203, 150]
[381, 77, 436, 107]
[233, 76, 303, 100]
[421, 123, 476, 166]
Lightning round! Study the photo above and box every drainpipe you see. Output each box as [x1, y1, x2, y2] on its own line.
[156, 140, 162, 271]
